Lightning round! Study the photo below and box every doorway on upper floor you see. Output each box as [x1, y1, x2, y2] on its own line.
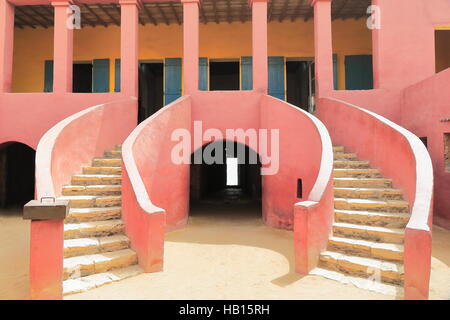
[72, 62, 93, 93]
[138, 61, 164, 123]
[209, 60, 240, 91]
[286, 58, 315, 112]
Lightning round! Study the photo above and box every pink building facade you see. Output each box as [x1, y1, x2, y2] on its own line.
[0, 0, 449, 300]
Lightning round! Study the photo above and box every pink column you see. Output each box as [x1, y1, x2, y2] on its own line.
[52, 1, 73, 93]
[311, 0, 333, 98]
[250, 0, 268, 94]
[182, 0, 200, 95]
[0, 0, 14, 93]
[120, 0, 140, 97]
[30, 220, 64, 300]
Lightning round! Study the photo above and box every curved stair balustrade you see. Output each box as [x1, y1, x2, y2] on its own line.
[121, 96, 191, 273]
[31, 98, 137, 299]
[317, 97, 434, 300]
[258, 96, 334, 275]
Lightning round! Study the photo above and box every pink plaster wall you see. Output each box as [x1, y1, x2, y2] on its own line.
[371, 0, 450, 90]
[0, 93, 126, 149]
[401, 68, 450, 229]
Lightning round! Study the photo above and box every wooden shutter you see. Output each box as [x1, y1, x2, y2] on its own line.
[344, 55, 374, 90]
[93, 59, 110, 93]
[44, 60, 53, 92]
[114, 59, 120, 92]
[164, 58, 182, 105]
[268, 56, 285, 100]
[241, 56, 252, 90]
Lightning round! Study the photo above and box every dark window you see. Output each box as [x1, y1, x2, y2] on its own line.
[445, 133, 450, 172]
[297, 179, 303, 198]
[435, 30, 450, 73]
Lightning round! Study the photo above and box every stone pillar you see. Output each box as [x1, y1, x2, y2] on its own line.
[311, 0, 333, 97]
[182, 0, 200, 95]
[52, 1, 74, 93]
[120, 0, 140, 97]
[250, 0, 268, 94]
[0, 0, 15, 93]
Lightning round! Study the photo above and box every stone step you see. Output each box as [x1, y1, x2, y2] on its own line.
[334, 187, 403, 200]
[64, 219, 125, 239]
[333, 160, 370, 169]
[64, 235, 131, 258]
[82, 166, 122, 175]
[71, 174, 121, 186]
[333, 168, 381, 178]
[319, 250, 404, 285]
[104, 150, 122, 159]
[57, 195, 121, 208]
[92, 158, 122, 167]
[66, 207, 122, 223]
[63, 265, 142, 296]
[333, 146, 345, 152]
[63, 248, 137, 280]
[333, 177, 392, 188]
[334, 209, 409, 228]
[334, 198, 409, 213]
[333, 152, 357, 160]
[333, 222, 404, 244]
[328, 236, 404, 262]
[62, 185, 122, 196]
[310, 267, 403, 297]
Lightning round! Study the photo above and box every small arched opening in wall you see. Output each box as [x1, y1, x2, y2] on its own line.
[189, 140, 262, 220]
[0, 142, 36, 211]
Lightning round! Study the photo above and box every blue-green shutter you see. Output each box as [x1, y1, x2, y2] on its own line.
[268, 56, 285, 100]
[44, 60, 53, 92]
[114, 59, 120, 92]
[333, 54, 338, 90]
[93, 59, 110, 93]
[345, 55, 373, 90]
[241, 56, 252, 90]
[164, 58, 182, 105]
[199, 57, 208, 91]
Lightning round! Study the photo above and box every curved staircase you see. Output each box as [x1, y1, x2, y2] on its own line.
[312, 145, 407, 296]
[58, 145, 142, 296]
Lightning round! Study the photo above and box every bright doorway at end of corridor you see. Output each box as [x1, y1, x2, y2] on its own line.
[189, 140, 262, 219]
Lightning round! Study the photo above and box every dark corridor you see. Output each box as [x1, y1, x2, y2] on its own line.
[0, 143, 36, 209]
[190, 141, 261, 208]
[138, 62, 164, 123]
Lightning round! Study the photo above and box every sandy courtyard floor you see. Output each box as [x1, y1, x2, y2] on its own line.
[0, 204, 449, 300]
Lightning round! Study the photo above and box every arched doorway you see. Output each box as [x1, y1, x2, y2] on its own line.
[0, 142, 36, 209]
[189, 140, 262, 218]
